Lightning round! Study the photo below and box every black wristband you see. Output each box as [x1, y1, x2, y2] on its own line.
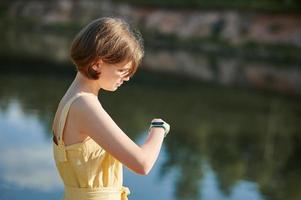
[151, 122, 164, 126]
[149, 121, 169, 137]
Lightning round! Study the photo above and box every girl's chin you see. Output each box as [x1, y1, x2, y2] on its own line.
[106, 86, 119, 92]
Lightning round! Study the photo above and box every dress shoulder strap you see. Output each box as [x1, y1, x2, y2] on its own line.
[55, 92, 96, 162]
[57, 92, 96, 146]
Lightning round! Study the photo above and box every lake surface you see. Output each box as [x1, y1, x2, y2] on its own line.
[0, 72, 300, 200]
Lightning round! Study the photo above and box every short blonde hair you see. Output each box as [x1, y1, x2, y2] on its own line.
[70, 17, 144, 79]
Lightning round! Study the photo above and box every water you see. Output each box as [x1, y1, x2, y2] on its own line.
[0, 73, 300, 200]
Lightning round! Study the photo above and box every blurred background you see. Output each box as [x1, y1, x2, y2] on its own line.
[0, 0, 301, 200]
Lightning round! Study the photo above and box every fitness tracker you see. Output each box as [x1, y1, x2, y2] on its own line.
[149, 121, 170, 137]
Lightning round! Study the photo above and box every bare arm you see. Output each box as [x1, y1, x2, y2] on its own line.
[73, 95, 168, 175]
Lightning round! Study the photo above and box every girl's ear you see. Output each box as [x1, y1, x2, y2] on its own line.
[91, 59, 103, 71]
[91, 64, 100, 71]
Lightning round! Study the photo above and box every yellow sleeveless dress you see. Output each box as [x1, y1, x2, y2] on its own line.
[52, 93, 130, 200]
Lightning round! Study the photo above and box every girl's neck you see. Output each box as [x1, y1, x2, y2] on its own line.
[70, 72, 100, 96]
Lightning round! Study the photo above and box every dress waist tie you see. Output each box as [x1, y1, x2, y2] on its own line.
[64, 185, 130, 200]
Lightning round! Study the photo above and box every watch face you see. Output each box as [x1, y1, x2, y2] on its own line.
[151, 122, 164, 126]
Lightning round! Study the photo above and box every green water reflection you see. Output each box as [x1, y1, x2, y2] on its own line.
[0, 72, 300, 200]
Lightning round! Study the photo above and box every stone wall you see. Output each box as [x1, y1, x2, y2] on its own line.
[6, 0, 301, 46]
[3, 0, 301, 95]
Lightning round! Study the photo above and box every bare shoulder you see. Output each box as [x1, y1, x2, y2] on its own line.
[69, 94, 109, 134]
[72, 94, 101, 112]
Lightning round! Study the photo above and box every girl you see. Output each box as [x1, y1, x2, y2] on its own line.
[52, 17, 170, 200]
